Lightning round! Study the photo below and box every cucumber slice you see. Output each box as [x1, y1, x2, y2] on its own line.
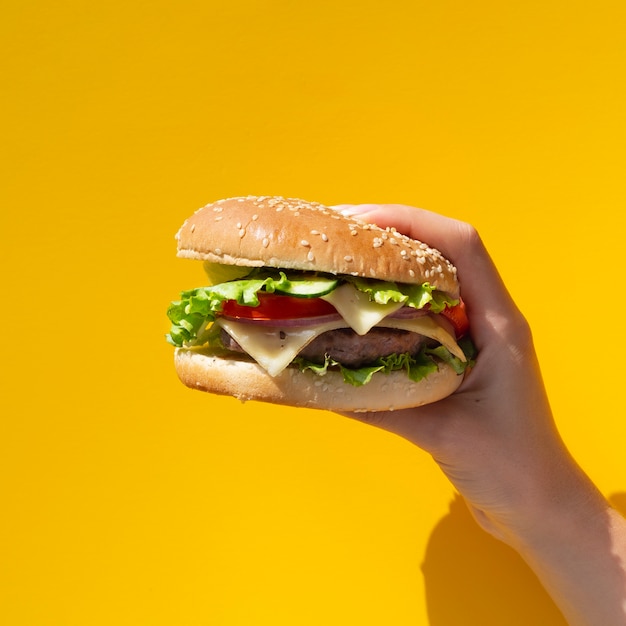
[275, 276, 339, 298]
[202, 265, 340, 298]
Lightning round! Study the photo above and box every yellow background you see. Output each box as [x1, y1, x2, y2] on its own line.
[2, 2, 626, 624]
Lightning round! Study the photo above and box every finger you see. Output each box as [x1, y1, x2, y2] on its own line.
[337, 390, 472, 454]
[335, 204, 523, 340]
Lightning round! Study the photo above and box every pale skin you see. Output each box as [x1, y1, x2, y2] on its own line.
[335, 204, 626, 626]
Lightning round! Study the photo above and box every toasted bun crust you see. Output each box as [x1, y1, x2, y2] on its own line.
[176, 196, 459, 297]
[174, 348, 464, 412]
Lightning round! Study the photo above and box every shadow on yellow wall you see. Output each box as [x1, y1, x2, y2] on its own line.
[420, 493, 626, 625]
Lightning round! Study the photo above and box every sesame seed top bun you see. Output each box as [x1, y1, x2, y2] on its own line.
[175, 196, 459, 297]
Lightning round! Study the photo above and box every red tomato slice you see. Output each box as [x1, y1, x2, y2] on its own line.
[221, 292, 470, 337]
[220, 292, 338, 321]
[440, 299, 470, 338]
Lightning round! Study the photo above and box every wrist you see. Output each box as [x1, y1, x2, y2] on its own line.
[468, 447, 607, 551]
[499, 487, 626, 626]
[497, 458, 607, 551]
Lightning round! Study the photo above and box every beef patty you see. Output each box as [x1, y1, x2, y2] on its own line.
[220, 326, 425, 369]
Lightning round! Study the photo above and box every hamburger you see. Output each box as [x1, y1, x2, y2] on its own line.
[166, 196, 475, 412]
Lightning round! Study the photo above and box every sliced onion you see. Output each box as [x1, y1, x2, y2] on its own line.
[218, 313, 344, 327]
[219, 306, 430, 327]
[387, 306, 430, 319]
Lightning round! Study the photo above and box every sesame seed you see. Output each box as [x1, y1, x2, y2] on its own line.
[238, 229, 245, 238]
[300, 240, 310, 247]
[344, 255, 353, 262]
[321, 233, 328, 242]
[351, 230, 358, 236]
[262, 237, 270, 248]
[389, 238, 398, 245]
[190, 224, 196, 233]
[252, 214, 259, 221]
[400, 249, 408, 257]
[213, 206, 223, 212]
[215, 216, 223, 221]
[409, 269, 415, 277]
[236, 222, 242, 229]
[215, 248, 222, 255]
[310, 229, 319, 235]
[307, 250, 314, 261]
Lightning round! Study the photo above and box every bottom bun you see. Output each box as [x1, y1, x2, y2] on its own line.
[174, 348, 464, 412]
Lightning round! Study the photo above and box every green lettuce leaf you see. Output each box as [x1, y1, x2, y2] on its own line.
[345, 276, 457, 313]
[293, 345, 465, 387]
[425, 336, 477, 374]
[166, 268, 459, 347]
[293, 335, 477, 387]
[166, 271, 290, 346]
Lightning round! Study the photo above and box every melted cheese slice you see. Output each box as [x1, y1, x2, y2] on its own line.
[321, 283, 405, 335]
[216, 317, 347, 377]
[377, 316, 466, 362]
[217, 310, 465, 378]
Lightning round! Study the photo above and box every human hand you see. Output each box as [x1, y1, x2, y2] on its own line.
[334, 203, 601, 541]
[332, 204, 626, 625]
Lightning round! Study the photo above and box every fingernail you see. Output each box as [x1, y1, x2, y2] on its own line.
[331, 204, 368, 216]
